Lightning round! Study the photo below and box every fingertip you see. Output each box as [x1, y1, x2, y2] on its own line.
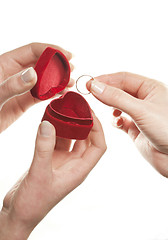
[112, 108, 122, 117]
[21, 67, 37, 85]
[91, 111, 103, 131]
[87, 109, 106, 153]
[112, 116, 124, 128]
[91, 108, 95, 115]
[89, 80, 106, 95]
[35, 121, 56, 156]
[86, 80, 92, 91]
[67, 51, 73, 60]
[70, 63, 75, 72]
[39, 121, 55, 137]
[68, 78, 75, 87]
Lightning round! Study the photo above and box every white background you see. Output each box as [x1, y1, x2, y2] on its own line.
[0, 0, 168, 239]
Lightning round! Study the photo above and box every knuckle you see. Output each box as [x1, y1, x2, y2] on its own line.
[117, 71, 130, 88]
[29, 42, 41, 59]
[0, 75, 21, 99]
[98, 142, 107, 155]
[7, 78, 16, 93]
[29, 41, 36, 46]
[0, 60, 5, 81]
[0, 79, 12, 99]
[157, 81, 168, 93]
[122, 71, 129, 78]
[107, 87, 122, 102]
[36, 148, 50, 159]
[30, 41, 39, 46]
[118, 71, 129, 81]
[121, 71, 129, 88]
[103, 143, 107, 153]
[35, 139, 53, 159]
[28, 42, 38, 50]
[8, 76, 21, 95]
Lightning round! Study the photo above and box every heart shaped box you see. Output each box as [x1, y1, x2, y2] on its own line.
[42, 91, 93, 140]
[31, 47, 70, 100]
[31, 47, 93, 139]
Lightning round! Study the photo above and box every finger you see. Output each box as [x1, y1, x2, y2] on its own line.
[88, 79, 143, 118]
[70, 63, 75, 72]
[81, 113, 107, 172]
[112, 116, 124, 128]
[0, 42, 72, 80]
[71, 138, 90, 156]
[68, 78, 75, 88]
[0, 67, 37, 109]
[29, 121, 56, 176]
[113, 116, 140, 141]
[86, 72, 163, 117]
[55, 137, 72, 151]
[91, 72, 157, 99]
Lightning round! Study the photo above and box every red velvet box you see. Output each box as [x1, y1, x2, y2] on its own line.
[31, 47, 70, 100]
[42, 91, 93, 140]
[31, 47, 93, 140]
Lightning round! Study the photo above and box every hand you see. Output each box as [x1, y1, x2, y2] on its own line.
[87, 72, 168, 177]
[0, 42, 74, 132]
[0, 114, 106, 239]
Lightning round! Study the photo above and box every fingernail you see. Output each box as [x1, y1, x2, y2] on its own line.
[21, 67, 36, 83]
[112, 117, 123, 128]
[91, 80, 105, 94]
[40, 121, 53, 137]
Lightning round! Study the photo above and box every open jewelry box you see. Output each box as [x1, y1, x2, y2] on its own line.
[31, 47, 93, 140]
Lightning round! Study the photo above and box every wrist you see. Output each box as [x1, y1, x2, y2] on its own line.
[0, 207, 32, 240]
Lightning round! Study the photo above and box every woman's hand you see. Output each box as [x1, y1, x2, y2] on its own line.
[87, 72, 168, 177]
[0, 42, 74, 132]
[0, 114, 106, 239]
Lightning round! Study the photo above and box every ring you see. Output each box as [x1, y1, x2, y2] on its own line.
[76, 75, 94, 95]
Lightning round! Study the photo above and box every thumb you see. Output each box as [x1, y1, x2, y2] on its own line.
[0, 67, 37, 108]
[88, 79, 142, 118]
[29, 121, 56, 177]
